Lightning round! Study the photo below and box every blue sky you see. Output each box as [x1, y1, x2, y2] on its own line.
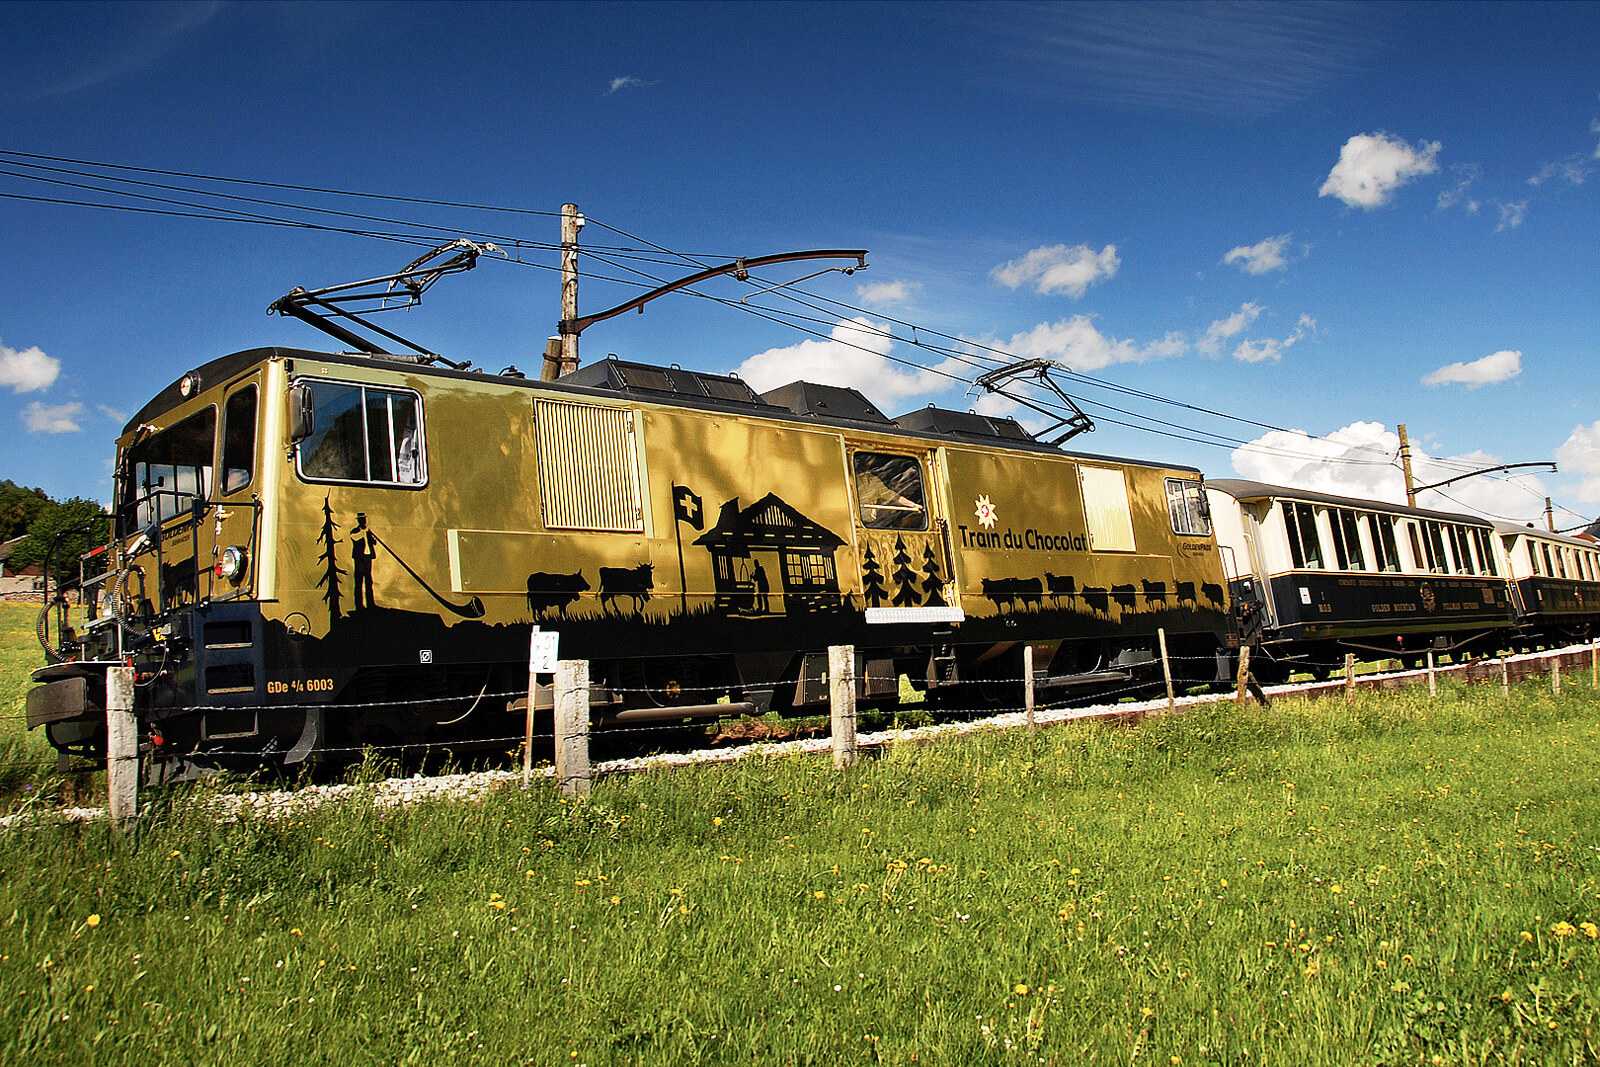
[2, 1, 1597, 528]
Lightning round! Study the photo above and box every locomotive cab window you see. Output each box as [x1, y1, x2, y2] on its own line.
[220, 385, 258, 495]
[854, 452, 927, 530]
[120, 406, 217, 534]
[1165, 478, 1211, 536]
[295, 381, 425, 487]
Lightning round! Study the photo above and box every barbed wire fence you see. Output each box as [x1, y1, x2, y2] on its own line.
[8, 632, 1599, 831]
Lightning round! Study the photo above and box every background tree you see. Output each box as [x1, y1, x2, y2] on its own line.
[0, 480, 51, 542]
[8, 497, 111, 585]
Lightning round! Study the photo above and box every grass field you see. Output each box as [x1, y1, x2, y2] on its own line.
[2, 606, 1599, 1064]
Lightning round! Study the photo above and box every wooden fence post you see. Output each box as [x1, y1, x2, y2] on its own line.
[1023, 643, 1036, 737]
[1500, 656, 1510, 700]
[1552, 654, 1561, 695]
[553, 659, 591, 797]
[829, 645, 857, 770]
[1592, 640, 1597, 688]
[1427, 651, 1437, 699]
[106, 665, 138, 832]
[1344, 653, 1357, 704]
[1157, 628, 1176, 714]
[1234, 646, 1252, 706]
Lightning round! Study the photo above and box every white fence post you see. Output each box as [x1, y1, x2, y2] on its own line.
[1427, 651, 1437, 699]
[554, 659, 591, 797]
[829, 645, 857, 770]
[106, 665, 139, 832]
[1501, 656, 1510, 700]
[1552, 654, 1561, 695]
[1024, 644, 1036, 737]
[1157, 628, 1175, 714]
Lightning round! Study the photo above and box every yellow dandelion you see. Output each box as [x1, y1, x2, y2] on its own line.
[1521, 931, 1535, 942]
[574, 879, 591, 887]
[1582, 922, 1599, 939]
[1014, 984, 1029, 996]
[85, 914, 101, 928]
[290, 928, 303, 936]
[1552, 921, 1577, 937]
[1375, 960, 1387, 969]
[1140, 1006, 1154, 1018]
[813, 890, 827, 900]
[678, 904, 688, 915]
[1220, 878, 1227, 888]
[1401, 954, 1414, 966]
[1331, 885, 1342, 894]
[488, 900, 507, 910]
[713, 817, 723, 827]
[610, 896, 620, 906]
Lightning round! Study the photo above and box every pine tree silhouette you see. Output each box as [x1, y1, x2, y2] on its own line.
[860, 543, 888, 607]
[920, 543, 947, 607]
[890, 535, 920, 608]
[314, 495, 345, 627]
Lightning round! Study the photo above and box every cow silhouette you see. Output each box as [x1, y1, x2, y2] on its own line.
[1201, 582, 1226, 608]
[600, 563, 655, 613]
[1111, 584, 1138, 613]
[1044, 572, 1077, 607]
[1141, 579, 1168, 609]
[1175, 581, 1197, 607]
[526, 571, 589, 617]
[981, 577, 1043, 612]
[1082, 586, 1110, 615]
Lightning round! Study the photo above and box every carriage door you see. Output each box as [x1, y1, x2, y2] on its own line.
[849, 448, 958, 619]
[207, 379, 262, 598]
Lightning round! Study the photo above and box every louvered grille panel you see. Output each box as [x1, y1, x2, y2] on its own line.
[535, 399, 643, 532]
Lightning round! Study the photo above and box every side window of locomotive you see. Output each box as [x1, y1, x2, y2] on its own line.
[854, 452, 927, 530]
[220, 386, 258, 495]
[297, 381, 425, 487]
[1164, 478, 1211, 536]
[122, 406, 217, 533]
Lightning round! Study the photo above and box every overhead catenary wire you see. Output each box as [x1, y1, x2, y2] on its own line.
[1, 149, 1578, 503]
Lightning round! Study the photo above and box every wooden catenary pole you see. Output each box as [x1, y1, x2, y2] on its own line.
[106, 665, 139, 832]
[558, 203, 583, 375]
[829, 645, 858, 769]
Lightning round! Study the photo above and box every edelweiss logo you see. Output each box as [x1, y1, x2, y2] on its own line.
[974, 495, 998, 529]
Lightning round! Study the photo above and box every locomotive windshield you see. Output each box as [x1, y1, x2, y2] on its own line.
[117, 406, 216, 536]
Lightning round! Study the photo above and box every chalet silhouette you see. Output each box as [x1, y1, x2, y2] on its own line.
[694, 493, 845, 615]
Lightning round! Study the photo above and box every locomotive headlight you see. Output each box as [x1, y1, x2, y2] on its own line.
[179, 373, 200, 398]
[215, 545, 247, 582]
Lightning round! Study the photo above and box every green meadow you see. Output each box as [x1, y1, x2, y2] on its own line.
[2, 599, 1599, 1064]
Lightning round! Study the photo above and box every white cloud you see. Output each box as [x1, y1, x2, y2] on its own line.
[1231, 421, 1549, 523]
[1199, 302, 1262, 356]
[1222, 234, 1292, 275]
[1528, 156, 1594, 187]
[1492, 199, 1528, 231]
[1557, 422, 1600, 504]
[97, 403, 129, 424]
[1319, 132, 1441, 209]
[989, 315, 1187, 372]
[23, 401, 83, 434]
[1422, 350, 1522, 389]
[991, 244, 1120, 298]
[0, 339, 60, 393]
[855, 280, 921, 306]
[605, 75, 650, 95]
[1436, 163, 1481, 213]
[1230, 313, 1315, 364]
[734, 318, 945, 404]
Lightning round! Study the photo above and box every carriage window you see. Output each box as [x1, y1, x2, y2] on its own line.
[1328, 508, 1364, 571]
[1541, 543, 1556, 578]
[1282, 502, 1323, 569]
[1474, 528, 1499, 577]
[1421, 521, 1449, 574]
[1528, 541, 1541, 576]
[854, 452, 927, 530]
[1367, 514, 1400, 573]
[296, 381, 425, 487]
[1165, 478, 1211, 536]
[220, 386, 258, 495]
[1450, 525, 1476, 575]
[120, 406, 217, 534]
